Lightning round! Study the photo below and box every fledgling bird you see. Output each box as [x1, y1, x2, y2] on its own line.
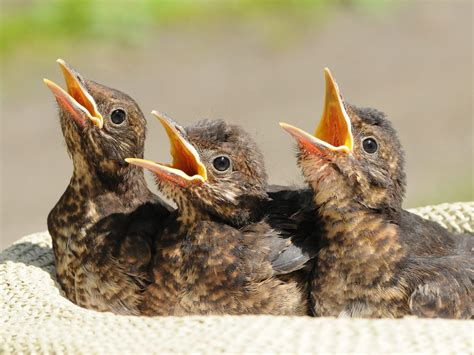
[280, 68, 473, 319]
[44, 59, 171, 314]
[127, 113, 314, 316]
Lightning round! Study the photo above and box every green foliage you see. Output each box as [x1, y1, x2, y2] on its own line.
[0, 0, 388, 56]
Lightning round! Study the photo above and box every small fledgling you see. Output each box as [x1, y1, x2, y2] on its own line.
[127, 113, 314, 316]
[45, 60, 171, 314]
[281, 68, 473, 319]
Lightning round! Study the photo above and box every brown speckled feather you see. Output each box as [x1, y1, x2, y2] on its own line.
[137, 118, 314, 315]
[292, 100, 473, 319]
[46, 62, 170, 314]
[141, 215, 308, 315]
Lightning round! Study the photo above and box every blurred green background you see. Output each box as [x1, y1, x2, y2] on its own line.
[1, 0, 390, 55]
[1, 0, 473, 248]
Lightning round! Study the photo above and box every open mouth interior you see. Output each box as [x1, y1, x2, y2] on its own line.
[313, 68, 353, 153]
[160, 112, 207, 182]
[314, 106, 352, 151]
[58, 59, 102, 123]
[126, 112, 207, 185]
[44, 59, 103, 128]
[280, 68, 353, 155]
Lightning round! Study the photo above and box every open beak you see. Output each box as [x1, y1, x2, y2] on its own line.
[126, 111, 207, 188]
[280, 68, 353, 155]
[43, 59, 104, 129]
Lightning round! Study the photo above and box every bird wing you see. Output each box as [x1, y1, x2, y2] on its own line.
[396, 210, 470, 256]
[454, 234, 474, 255]
[91, 201, 168, 288]
[406, 254, 474, 319]
[240, 220, 316, 276]
[265, 187, 321, 273]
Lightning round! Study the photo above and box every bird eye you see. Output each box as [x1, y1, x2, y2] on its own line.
[110, 109, 126, 125]
[212, 156, 231, 172]
[362, 137, 378, 154]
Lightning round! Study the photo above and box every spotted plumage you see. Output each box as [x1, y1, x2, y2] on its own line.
[46, 60, 170, 314]
[282, 69, 473, 319]
[130, 117, 315, 316]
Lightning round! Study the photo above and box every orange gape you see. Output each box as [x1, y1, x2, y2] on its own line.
[126, 112, 207, 188]
[314, 68, 353, 151]
[279, 68, 353, 156]
[44, 59, 104, 129]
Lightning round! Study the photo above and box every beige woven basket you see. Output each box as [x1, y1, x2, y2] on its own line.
[1, 202, 473, 354]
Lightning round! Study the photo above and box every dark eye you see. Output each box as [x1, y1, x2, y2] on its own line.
[212, 156, 231, 172]
[362, 137, 378, 154]
[110, 109, 126, 125]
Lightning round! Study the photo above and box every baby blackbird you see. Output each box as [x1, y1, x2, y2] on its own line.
[127, 112, 312, 316]
[280, 68, 473, 319]
[44, 60, 171, 314]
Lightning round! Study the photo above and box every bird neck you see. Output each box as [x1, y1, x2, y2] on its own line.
[171, 188, 262, 230]
[48, 155, 152, 250]
[175, 196, 211, 229]
[69, 153, 151, 207]
[314, 185, 400, 248]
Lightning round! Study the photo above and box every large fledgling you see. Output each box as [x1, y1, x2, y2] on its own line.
[127, 113, 316, 315]
[281, 68, 473, 319]
[45, 60, 171, 314]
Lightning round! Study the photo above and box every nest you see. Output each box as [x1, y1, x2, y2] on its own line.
[1, 202, 472, 353]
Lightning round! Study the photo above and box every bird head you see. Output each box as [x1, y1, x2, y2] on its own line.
[44, 59, 146, 178]
[127, 112, 268, 227]
[281, 68, 406, 210]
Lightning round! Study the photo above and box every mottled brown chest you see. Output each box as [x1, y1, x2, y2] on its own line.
[311, 207, 410, 317]
[47, 180, 156, 315]
[145, 222, 239, 313]
[141, 218, 307, 316]
[48, 186, 93, 299]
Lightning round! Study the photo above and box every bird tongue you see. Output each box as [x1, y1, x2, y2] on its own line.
[125, 111, 207, 187]
[280, 68, 353, 155]
[43, 59, 104, 129]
